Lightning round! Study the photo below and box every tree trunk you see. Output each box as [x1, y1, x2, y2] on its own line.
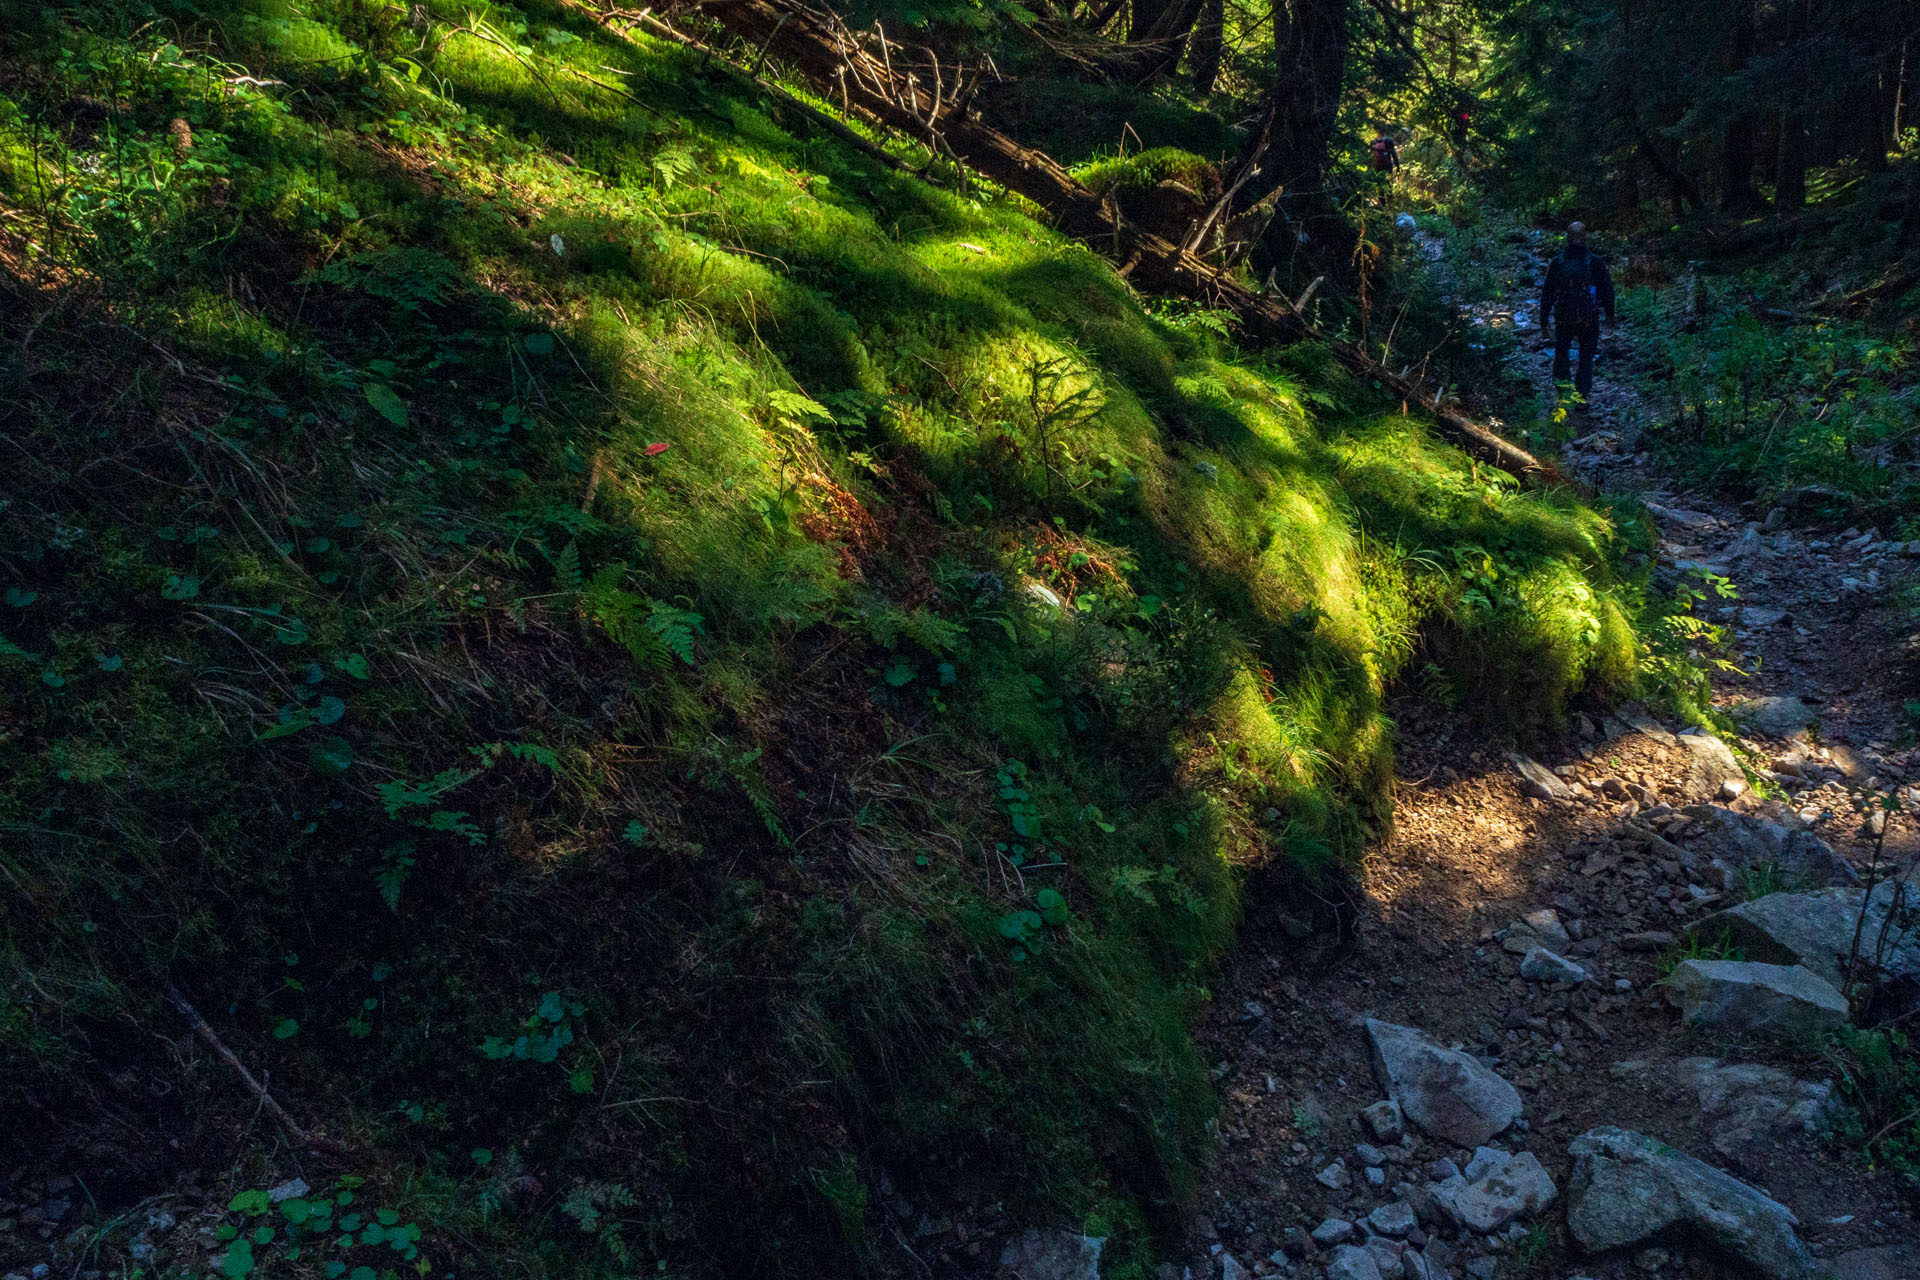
[1773, 0, 1810, 208]
[1189, 0, 1224, 93]
[1080, 0, 1125, 32]
[1859, 70, 1892, 173]
[1775, 112, 1806, 208]
[1635, 124, 1706, 214]
[1718, 0, 1761, 212]
[1123, 0, 1205, 81]
[1263, 0, 1352, 205]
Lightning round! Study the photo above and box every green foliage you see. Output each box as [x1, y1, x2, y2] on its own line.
[213, 1176, 424, 1277]
[1740, 862, 1803, 902]
[480, 991, 586, 1068]
[1638, 569, 1745, 724]
[1644, 286, 1917, 515]
[1827, 1027, 1920, 1186]
[1657, 928, 1747, 980]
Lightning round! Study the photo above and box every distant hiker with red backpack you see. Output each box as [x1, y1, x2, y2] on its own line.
[1539, 221, 1615, 402]
[1368, 130, 1399, 173]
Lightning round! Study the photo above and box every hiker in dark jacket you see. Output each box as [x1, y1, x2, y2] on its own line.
[1538, 221, 1616, 401]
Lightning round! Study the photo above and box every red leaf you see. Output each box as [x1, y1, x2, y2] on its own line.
[642, 442, 671, 456]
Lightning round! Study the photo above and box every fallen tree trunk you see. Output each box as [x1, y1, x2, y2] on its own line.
[615, 0, 1544, 477]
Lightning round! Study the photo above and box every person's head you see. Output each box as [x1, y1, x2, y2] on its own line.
[1566, 221, 1589, 249]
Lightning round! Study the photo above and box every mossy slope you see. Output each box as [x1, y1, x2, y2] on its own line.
[0, 1, 1631, 1273]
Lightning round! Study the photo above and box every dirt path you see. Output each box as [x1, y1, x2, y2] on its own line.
[1160, 229, 1920, 1280]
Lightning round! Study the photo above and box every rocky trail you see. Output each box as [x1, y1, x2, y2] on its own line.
[1123, 230, 1920, 1280]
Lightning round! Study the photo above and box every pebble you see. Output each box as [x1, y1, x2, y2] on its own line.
[1367, 1201, 1418, 1239]
[1363, 1100, 1406, 1143]
[1312, 1217, 1356, 1246]
[1316, 1159, 1352, 1190]
[1327, 1244, 1384, 1280]
[1519, 947, 1589, 984]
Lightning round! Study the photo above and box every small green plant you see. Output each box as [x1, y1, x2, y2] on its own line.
[997, 888, 1069, 961]
[214, 1177, 425, 1277]
[997, 760, 1044, 844]
[1656, 927, 1746, 980]
[997, 356, 1105, 510]
[1826, 1026, 1920, 1185]
[560, 1181, 640, 1264]
[1741, 862, 1802, 901]
[1512, 1221, 1550, 1267]
[481, 992, 595, 1093]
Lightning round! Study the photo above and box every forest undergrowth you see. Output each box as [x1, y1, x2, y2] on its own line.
[1624, 194, 1920, 528]
[0, 1, 1660, 1276]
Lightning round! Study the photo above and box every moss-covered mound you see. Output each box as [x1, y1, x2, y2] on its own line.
[0, 1, 1634, 1274]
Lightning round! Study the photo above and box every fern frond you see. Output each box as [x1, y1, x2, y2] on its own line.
[551, 539, 583, 594]
[645, 601, 704, 665]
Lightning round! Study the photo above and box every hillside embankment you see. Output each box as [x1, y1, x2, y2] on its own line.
[3, 4, 1913, 1279]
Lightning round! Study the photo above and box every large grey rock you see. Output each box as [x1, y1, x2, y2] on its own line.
[1565, 1127, 1816, 1279]
[1509, 754, 1569, 801]
[1691, 881, 1920, 1002]
[1729, 696, 1817, 740]
[1665, 959, 1848, 1037]
[1365, 1019, 1523, 1147]
[1326, 1243, 1384, 1280]
[999, 1228, 1104, 1280]
[1610, 1058, 1834, 1161]
[1432, 1149, 1558, 1233]
[1680, 804, 1858, 889]
[1677, 730, 1744, 800]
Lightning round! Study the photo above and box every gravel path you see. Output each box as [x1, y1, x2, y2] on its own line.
[1161, 228, 1920, 1280]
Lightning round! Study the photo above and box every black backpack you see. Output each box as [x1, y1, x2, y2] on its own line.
[1558, 253, 1600, 324]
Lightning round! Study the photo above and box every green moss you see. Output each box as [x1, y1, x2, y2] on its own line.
[1075, 146, 1222, 198]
